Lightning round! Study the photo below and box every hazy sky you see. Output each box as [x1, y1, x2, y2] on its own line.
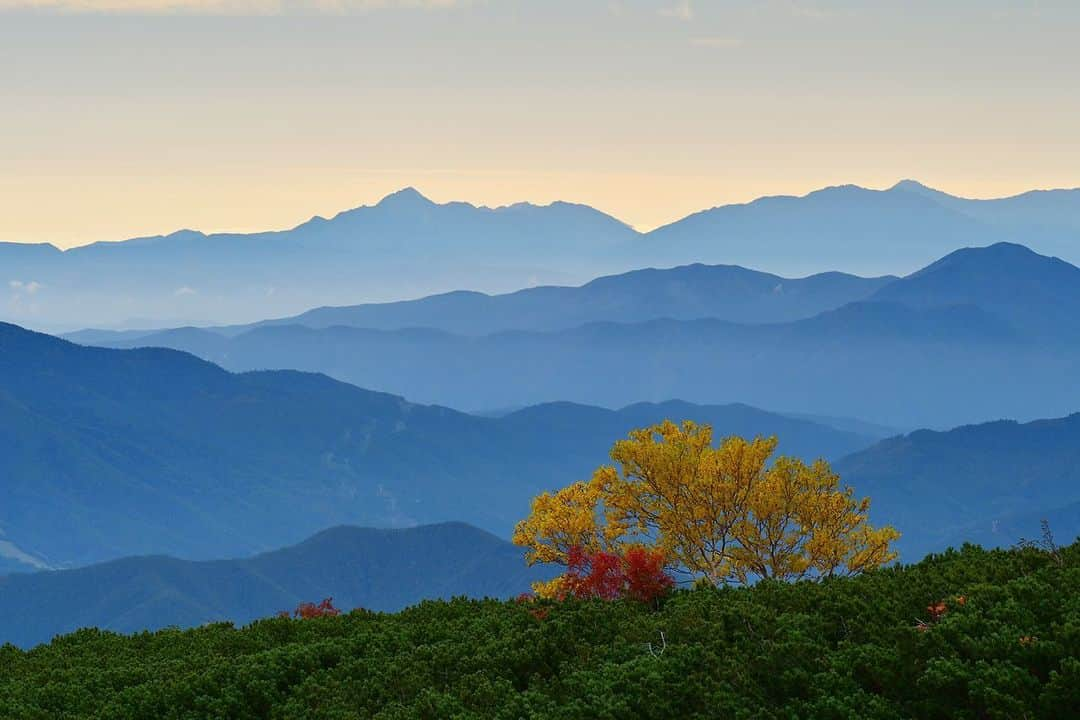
[2, 0, 1079, 248]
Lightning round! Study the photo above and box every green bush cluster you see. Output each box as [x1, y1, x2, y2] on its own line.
[1, 541, 1077, 719]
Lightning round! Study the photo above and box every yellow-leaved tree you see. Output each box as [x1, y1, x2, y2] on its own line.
[513, 420, 899, 596]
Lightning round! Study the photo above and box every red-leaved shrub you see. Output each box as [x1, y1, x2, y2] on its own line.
[622, 546, 675, 603]
[563, 545, 673, 604]
[283, 597, 342, 619]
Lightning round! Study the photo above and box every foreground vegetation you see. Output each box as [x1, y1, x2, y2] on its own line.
[1, 540, 1077, 719]
[515, 421, 899, 598]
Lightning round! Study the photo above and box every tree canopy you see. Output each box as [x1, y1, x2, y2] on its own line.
[514, 420, 899, 593]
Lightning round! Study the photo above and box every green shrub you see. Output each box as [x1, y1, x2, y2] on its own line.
[0, 541, 1077, 719]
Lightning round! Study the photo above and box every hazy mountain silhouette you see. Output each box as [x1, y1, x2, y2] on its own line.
[781, 412, 906, 440]
[1, 189, 638, 330]
[0, 321, 872, 573]
[868, 242, 1080, 341]
[197, 264, 895, 337]
[943, 500, 1080, 555]
[835, 413, 1080, 561]
[6, 182, 1080, 330]
[89, 244, 1080, 428]
[643, 183, 1080, 276]
[0, 523, 558, 649]
[891, 179, 1080, 233]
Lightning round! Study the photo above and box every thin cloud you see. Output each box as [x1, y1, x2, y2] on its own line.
[690, 35, 743, 49]
[9, 280, 43, 294]
[658, 0, 692, 21]
[0, 0, 470, 14]
[786, 1, 850, 20]
[6, 279, 44, 315]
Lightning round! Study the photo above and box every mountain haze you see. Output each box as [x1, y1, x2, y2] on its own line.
[644, 183, 1080, 276]
[7, 182, 1080, 330]
[0, 321, 872, 573]
[221, 264, 896, 337]
[91, 244, 1080, 428]
[869, 242, 1080, 340]
[1, 189, 638, 330]
[892, 179, 1080, 232]
[836, 413, 1080, 560]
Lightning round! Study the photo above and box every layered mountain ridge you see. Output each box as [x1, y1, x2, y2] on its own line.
[6, 180, 1080, 330]
[80, 243, 1080, 428]
[0, 321, 873, 573]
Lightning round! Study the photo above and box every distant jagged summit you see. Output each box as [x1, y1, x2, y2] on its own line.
[5, 178, 1080, 329]
[375, 186, 436, 209]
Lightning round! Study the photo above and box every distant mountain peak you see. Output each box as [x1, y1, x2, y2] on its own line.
[804, 183, 871, 198]
[892, 242, 1076, 286]
[920, 241, 1051, 271]
[978, 240, 1042, 256]
[887, 179, 957, 203]
[890, 179, 934, 192]
[376, 186, 436, 209]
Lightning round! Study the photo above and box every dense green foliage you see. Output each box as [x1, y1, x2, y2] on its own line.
[1, 541, 1077, 719]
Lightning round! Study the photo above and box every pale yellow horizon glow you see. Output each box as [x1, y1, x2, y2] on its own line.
[3, 1, 1079, 248]
[4, 171, 1080, 250]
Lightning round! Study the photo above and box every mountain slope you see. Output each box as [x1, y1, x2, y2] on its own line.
[869, 242, 1080, 340]
[0, 321, 872, 572]
[647, 182, 1080, 277]
[495, 399, 873, 467]
[0, 523, 557, 649]
[892, 179, 1080, 232]
[99, 301, 1045, 429]
[94, 243, 1080, 428]
[0, 321, 522, 569]
[227, 264, 897, 336]
[643, 184, 1013, 276]
[835, 413, 1080, 561]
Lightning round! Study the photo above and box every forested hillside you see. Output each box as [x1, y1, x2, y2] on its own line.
[0, 321, 868, 572]
[1, 541, 1075, 718]
[836, 413, 1080, 559]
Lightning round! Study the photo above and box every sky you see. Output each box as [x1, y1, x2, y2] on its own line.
[2, 0, 1079, 248]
